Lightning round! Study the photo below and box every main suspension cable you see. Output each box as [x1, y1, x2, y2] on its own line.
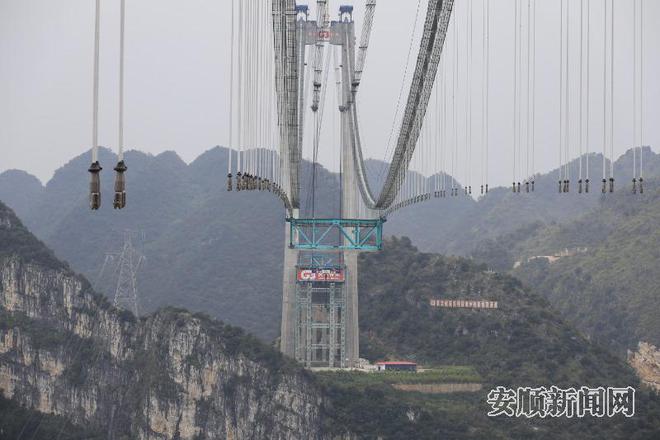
[378, 0, 423, 184]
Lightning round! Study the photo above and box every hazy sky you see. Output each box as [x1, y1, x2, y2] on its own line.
[1, 0, 659, 187]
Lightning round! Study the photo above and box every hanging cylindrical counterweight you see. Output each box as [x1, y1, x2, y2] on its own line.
[113, 160, 127, 209]
[89, 161, 102, 210]
[227, 173, 233, 191]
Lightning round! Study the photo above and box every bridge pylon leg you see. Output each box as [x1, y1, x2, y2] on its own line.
[280, 209, 300, 358]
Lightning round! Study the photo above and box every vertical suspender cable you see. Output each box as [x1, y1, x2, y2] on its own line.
[602, 0, 607, 192]
[481, 0, 486, 194]
[467, 0, 473, 195]
[237, 0, 244, 186]
[609, 0, 614, 191]
[526, 0, 531, 189]
[113, 0, 128, 209]
[92, 0, 100, 162]
[259, 0, 266, 183]
[443, 55, 447, 195]
[246, 0, 251, 180]
[559, 0, 563, 192]
[565, 0, 570, 192]
[525, 0, 532, 187]
[579, 0, 584, 191]
[453, 16, 458, 195]
[520, 1, 524, 191]
[531, 0, 535, 190]
[89, 0, 102, 210]
[435, 70, 439, 195]
[633, 0, 637, 190]
[481, 0, 488, 195]
[513, 0, 518, 192]
[118, 0, 125, 162]
[640, 0, 644, 190]
[247, 0, 254, 178]
[256, 0, 261, 184]
[228, 0, 235, 189]
[486, 0, 490, 193]
[585, 0, 590, 192]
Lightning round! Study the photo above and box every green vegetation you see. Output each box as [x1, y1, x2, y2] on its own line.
[1, 197, 660, 438]
[357, 237, 633, 387]
[313, 236, 660, 439]
[0, 203, 67, 271]
[0, 395, 102, 439]
[319, 370, 660, 440]
[0, 309, 71, 351]
[470, 180, 660, 355]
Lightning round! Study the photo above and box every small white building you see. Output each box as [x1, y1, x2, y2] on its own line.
[376, 361, 417, 372]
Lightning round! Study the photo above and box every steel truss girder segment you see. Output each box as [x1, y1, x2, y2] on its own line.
[287, 218, 384, 251]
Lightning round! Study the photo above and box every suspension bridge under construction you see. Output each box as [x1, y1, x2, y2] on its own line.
[86, 0, 652, 369]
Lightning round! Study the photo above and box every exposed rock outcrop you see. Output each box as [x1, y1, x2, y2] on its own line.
[628, 342, 660, 393]
[0, 202, 343, 439]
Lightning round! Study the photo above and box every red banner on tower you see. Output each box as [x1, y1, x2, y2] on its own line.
[297, 268, 345, 282]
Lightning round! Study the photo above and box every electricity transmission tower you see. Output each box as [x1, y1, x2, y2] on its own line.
[96, 231, 144, 316]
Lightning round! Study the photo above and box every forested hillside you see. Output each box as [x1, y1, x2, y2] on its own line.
[0, 147, 657, 342]
[337, 237, 660, 439]
[506, 181, 660, 355]
[3, 202, 659, 439]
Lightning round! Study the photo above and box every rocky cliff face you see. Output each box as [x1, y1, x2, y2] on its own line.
[629, 342, 660, 393]
[0, 202, 339, 439]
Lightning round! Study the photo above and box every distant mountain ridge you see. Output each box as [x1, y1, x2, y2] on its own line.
[0, 146, 657, 341]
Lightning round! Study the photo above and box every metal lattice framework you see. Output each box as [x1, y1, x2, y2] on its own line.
[288, 218, 384, 250]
